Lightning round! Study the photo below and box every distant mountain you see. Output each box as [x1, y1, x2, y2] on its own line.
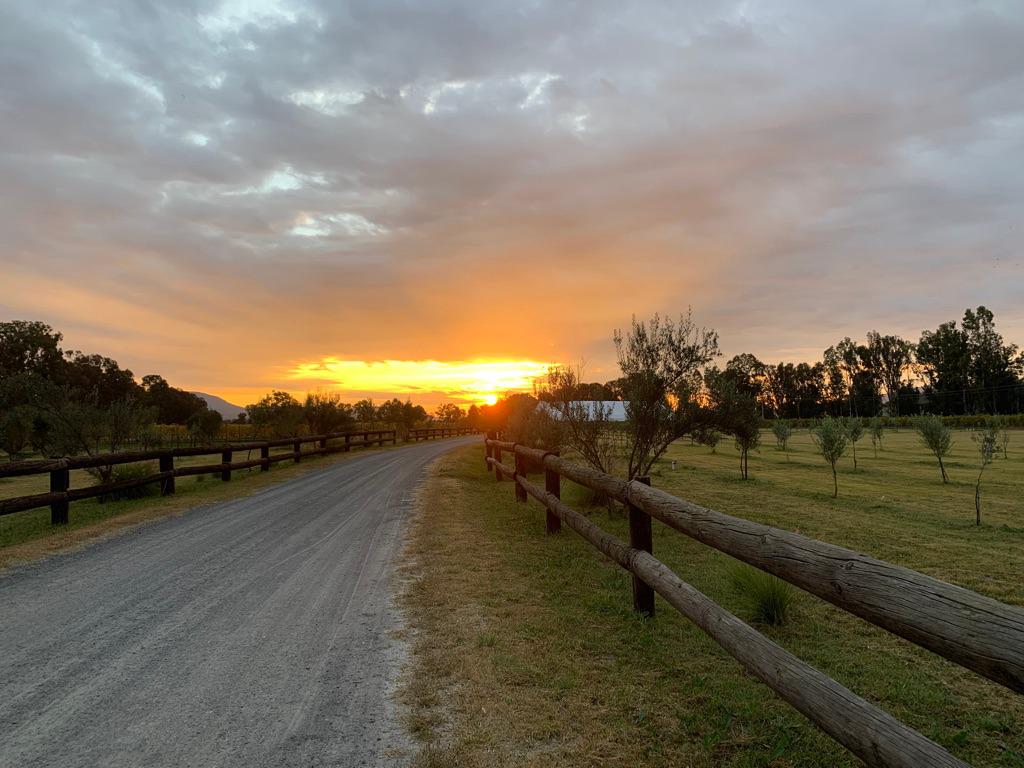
[192, 392, 247, 420]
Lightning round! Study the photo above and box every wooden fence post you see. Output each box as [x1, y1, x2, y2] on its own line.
[544, 453, 561, 534]
[344, 434, 351, 453]
[294, 439, 301, 463]
[494, 445, 503, 481]
[221, 449, 232, 481]
[628, 476, 654, 617]
[50, 463, 69, 525]
[319, 437, 327, 453]
[159, 455, 175, 495]
[260, 445, 270, 472]
[514, 446, 528, 503]
[485, 439, 492, 471]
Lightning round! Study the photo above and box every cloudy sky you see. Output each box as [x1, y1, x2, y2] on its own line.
[2, 0, 1022, 406]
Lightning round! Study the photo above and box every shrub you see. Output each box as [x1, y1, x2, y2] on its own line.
[916, 415, 953, 483]
[94, 462, 161, 502]
[728, 563, 796, 626]
[693, 425, 721, 453]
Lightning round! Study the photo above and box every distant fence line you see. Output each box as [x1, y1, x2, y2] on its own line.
[483, 435, 1024, 768]
[0, 430, 397, 524]
[407, 427, 475, 441]
[0, 427, 478, 526]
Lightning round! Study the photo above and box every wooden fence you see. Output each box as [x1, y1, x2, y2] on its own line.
[0, 430, 396, 525]
[407, 427, 475, 441]
[484, 436, 1024, 768]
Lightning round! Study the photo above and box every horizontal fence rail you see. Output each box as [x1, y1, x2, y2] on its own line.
[483, 436, 1024, 767]
[0, 430, 397, 523]
[407, 427, 476, 441]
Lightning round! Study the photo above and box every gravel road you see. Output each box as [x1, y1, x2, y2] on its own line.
[0, 437, 473, 768]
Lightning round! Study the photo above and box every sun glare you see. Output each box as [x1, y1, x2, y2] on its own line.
[289, 358, 551, 406]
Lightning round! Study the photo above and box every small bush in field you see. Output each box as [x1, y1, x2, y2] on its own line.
[693, 425, 722, 453]
[95, 462, 161, 502]
[728, 563, 796, 626]
[771, 421, 792, 452]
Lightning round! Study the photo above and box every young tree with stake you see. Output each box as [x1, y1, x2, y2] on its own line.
[869, 416, 884, 458]
[843, 417, 864, 471]
[972, 419, 998, 526]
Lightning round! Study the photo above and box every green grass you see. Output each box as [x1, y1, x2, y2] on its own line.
[402, 432, 1024, 767]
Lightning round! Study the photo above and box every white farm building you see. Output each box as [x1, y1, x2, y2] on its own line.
[535, 400, 629, 422]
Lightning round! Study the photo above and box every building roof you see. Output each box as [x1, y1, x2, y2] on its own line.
[536, 400, 629, 422]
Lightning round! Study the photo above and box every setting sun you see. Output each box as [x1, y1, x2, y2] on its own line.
[288, 358, 552, 407]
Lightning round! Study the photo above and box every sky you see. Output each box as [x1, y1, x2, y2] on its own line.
[1, 0, 1022, 408]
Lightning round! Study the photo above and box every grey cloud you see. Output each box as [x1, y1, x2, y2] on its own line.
[1, 0, 1022, 388]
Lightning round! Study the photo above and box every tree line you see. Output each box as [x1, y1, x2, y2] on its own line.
[516, 305, 1023, 420]
[0, 320, 225, 462]
[241, 391, 476, 438]
[482, 307, 1020, 507]
[0, 320, 471, 461]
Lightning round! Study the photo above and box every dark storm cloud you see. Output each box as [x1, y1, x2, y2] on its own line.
[1, 0, 1022, 396]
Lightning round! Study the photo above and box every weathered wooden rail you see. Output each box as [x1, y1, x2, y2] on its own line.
[0, 430, 396, 524]
[484, 436, 1024, 768]
[407, 427, 475, 441]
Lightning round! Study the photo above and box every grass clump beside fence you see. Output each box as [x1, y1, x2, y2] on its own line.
[727, 563, 797, 626]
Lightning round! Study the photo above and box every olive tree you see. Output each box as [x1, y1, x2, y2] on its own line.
[705, 369, 761, 479]
[812, 416, 847, 497]
[869, 416, 884, 458]
[916, 415, 952, 483]
[614, 312, 719, 479]
[771, 421, 792, 452]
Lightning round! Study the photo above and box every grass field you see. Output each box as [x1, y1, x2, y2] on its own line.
[0, 442, 402, 569]
[401, 429, 1024, 767]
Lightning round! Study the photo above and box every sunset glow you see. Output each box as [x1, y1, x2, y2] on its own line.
[289, 359, 553, 407]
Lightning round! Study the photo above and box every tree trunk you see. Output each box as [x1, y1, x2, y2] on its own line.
[938, 456, 948, 483]
[975, 468, 984, 526]
[832, 465, 838, 498]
